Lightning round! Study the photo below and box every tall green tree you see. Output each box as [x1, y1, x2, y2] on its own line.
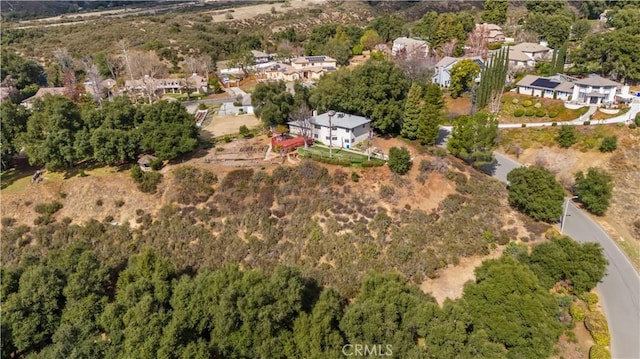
[571, 31, 640, 82]
[449, 59, 480, 98]
[572, 19, 592, 41]
[137, 101, 198, 160]
[293, 288, 346, 358]
[526, 13, 572, 49]
[463, 257, 563, 358]
[388, 146, 412, 175]
[527, 236, 608, 294]
[411, 11, 438, 40]
[367, 14, 404, 43]
[252, 81, 295, 127]
[506, 166, 565, 222]
[309, 60, 410, 134]
[446, 112, 498, 166]
[476, 47, 509, 111]
[0, 101, 30, 169]
[0, 48, 47, 91]
[481, 0, 508, 25]
[574, 167, 613, 216]
[21, 95, 83, 170]
[417, 83, 445, 146]
[401, 82, 423, 139]
[556, 125, 577, 148]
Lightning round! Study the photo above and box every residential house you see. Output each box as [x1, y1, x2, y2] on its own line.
[515, 74, 622, 104]
[21, 87, 66, 109]
[266, 57, 337, 82]
[125, 73, 208, 97]
[251, 50, 273, 64]
[291, 56, 337, 69]
[391, 37, 429, 58]
[288, 111, 371, 150]
[476, 23, 505, 43]
[572, 75, 621, 105]
[515, 74, 576, 101]
[432, 56, 484, 87]
[508, 42, 552, 69]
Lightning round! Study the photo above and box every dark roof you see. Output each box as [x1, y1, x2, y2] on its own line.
[530, 78, 561, 90]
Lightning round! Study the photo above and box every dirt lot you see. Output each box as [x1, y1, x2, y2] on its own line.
[201, 114, 261, 138]
[204, 0, 326, 23]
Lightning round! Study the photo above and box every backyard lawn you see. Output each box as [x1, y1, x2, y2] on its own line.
[298, 145, 384, 166]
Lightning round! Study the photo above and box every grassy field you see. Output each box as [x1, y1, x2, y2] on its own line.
[299, 145, 383, 165]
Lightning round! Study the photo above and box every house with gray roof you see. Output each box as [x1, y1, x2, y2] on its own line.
[508, 42, 552, 69]
[516, 74, 577, 101]
[392, 37, 429, 58]
[572, 75, 622, 105]
[288, 111, 371, 149]
[432, 56, 484, 87]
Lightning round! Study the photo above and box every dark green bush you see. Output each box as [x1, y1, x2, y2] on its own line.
[521, 123, 527, 127]
[351, 172, 360, 182]
[535, 110, 546, 117]
[583, 120, 591, 125]
[556, 125, 577, 148]
[525, 108, 536, 116]
[34, 201, 63, 216]
[629, 123, 637, 129]
[150, 158, 163, 171]
[551, 122, 558, 126]
[599, 136, 617, 152]
[514, 109, 524, 117]
[549, 111, 559, 118]
[388, 147, 411, 175]
[131, 165, 163, 194]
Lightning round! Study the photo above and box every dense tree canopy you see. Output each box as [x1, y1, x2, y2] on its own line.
[0, 48, 47, 94]
[463, 257, 563, 359]
[449, 59, 480, 98]
[1, 101, 30, 169]
[309, 60, 410, 134]
[252, 81, 296, 127]
[15, 95, 198, 170]
[366, 14, 405, 43]
[526, 236, 608, 294]
[481, 0, 508, 25]
[507, 166, 565, 223]
[574, 167, 613, 216]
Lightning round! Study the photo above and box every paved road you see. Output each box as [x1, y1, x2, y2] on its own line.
[484, 152, 640, 359]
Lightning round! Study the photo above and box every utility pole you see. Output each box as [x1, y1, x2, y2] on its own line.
[327, 110, 336, 158]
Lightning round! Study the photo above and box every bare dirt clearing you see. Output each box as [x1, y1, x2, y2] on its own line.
[204, 0, 326, 23]
[201, 114, 261, 138]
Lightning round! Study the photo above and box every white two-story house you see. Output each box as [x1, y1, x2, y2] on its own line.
[288, 111, 371, 150]
[391, 37, 429, 58]
[508, 42, 552, 69]
[571, 75, 621, 105]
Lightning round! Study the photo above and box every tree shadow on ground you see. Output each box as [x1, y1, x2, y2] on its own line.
[1, 158, 40, 190]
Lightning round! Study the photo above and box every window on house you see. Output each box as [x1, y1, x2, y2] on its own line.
[331, 126, 337, 130]
[345, 129, 350, 133]
[314, 125, 321, 129]
[344, 139, 350, 143]
[325, 136, 330, 140]
[314, 134, 318, 138]
[362, 124, 366, 128]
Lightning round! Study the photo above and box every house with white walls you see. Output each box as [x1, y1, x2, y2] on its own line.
[288, 112, 371, 149]
[432, 56, 484, 87]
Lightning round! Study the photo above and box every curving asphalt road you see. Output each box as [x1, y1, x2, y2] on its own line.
[487, 151, 640, 359]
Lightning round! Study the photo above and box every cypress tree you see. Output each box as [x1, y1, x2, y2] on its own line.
[401, 82, 423, 140]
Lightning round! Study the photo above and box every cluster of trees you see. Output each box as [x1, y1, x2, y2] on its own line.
[411, 11, 476, 56]
[571, 3, 640, 82]
[0, 233, 608, 359]
[2, 95, 198, 170]
[0, 48, 47, 103]
[507, 165, 614, 221]
[524, 0, 574, 49]
[475, 47, 509, 113]
[400, 82, 444, 145]
[309, 59, 411, 134]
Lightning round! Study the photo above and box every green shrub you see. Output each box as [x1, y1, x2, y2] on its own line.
[361, 159, 385, 167]
[512, 98, 520, 105]
[514, 109, 524, 117]
[352, 44, 364, 55]
[589, 345, 612, 359]
[131, 165, 163, 194]
[584, 311, 610, 346]
[197, 103, 207, 110]
[579, 292, 599, 306]
[534, 102, 542, 108]
[522, 100, 533, 107]
[599, 136, 617, 152]
[569, 302, 587, 321]
[521, 123, 527, 127]
[96, 199, 103, 206]
[1, 217, 16, 227]
[535, 110, 546, 117]
[629, 123, 637, 129]
[556, 125, 577, 148]
[549, 111, 559, 118]
[583, 120, 591, 125]
[115, 199, 125, 208]
[150, 158, 163, 171]
[233, 101, 242, 106]
[224, 136, 232, 143]
[388, 147, 412, 175]
[34, 201, 63, 216]
[351, 172, 360, 182]
[525, 108, 535, 116]
[551, 122, 558, 126]
[488, 42, 503, 50]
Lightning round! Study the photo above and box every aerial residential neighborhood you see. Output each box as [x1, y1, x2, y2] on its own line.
[1, 1, 639, 358]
